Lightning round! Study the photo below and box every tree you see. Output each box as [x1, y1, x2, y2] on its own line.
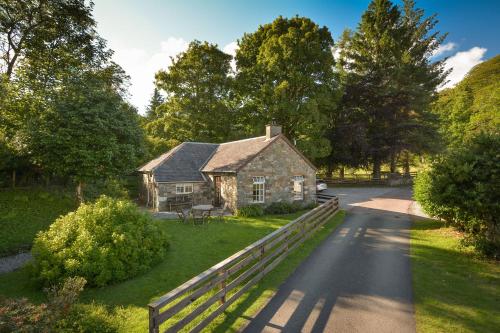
[337, 0, 447, 177]
[147, 40, 235, 143]
[145, 87, 164, 120]
[414, 133, 500, 257]
[26, 65, 145, 202]
[0, 0, 101, 80]
[235, 16, 338, 159]
[432, 55, 500, 147]
[1, 1, 145, 201]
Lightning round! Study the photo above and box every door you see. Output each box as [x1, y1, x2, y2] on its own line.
[214, 176, 222, 207]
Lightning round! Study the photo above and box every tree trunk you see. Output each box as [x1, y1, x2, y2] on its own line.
[390, 150, 397, 173]
[12, 169, 16, 188]
[76, 181, 84, 204]
[403, 151, 411, 176]
[372, 156, 381, 179]
[339, 166, 345, 179]
[326, 164, 334, 179]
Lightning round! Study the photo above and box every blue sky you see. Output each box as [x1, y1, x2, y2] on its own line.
[93, 0, 500, 113]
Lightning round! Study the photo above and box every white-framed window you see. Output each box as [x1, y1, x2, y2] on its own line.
[293, 176, 304, 201]
[176, 183, 193, 194]
[252, 176, 265, 203]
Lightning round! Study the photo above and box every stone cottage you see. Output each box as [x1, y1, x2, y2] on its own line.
[138, 125, 317, 212]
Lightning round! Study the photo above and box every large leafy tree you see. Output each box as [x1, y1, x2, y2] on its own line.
[0, 0, 145, 201]
[26, 65, 145, 201]
[235, 16, 338, 159]
[337, 0, 447, 176]
[0, 0, 101, 80]
[147, 40, 235, 143]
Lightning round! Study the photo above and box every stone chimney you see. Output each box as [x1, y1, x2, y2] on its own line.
[266, 123, 282, 140]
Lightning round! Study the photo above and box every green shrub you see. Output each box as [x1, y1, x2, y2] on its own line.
[263, 201, 317, 215]
[264, 202, 296, 214]
[0, 277, 86, 332]
[83, 177, 130, 202]
[31, 196, 169, 286]
[236, 204, 264, 217]
[414, 133, 500, 257]
[55, 304, 117, 333]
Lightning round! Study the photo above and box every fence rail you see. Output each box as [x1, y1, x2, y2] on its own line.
[148, 198, 339, 333]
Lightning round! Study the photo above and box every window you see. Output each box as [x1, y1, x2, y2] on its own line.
[176, 183, 193, 194]
[252, 176, 265, 203]
[293, 176, 304, 201]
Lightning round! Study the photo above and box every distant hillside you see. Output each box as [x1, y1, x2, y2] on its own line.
[433, 55, 499, 146]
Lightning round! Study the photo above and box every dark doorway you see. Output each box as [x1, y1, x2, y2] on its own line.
[214, 176, 222, 207]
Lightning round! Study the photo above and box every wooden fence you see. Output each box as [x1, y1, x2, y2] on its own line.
[148, 197, 339, 333]
[324, 172, 417, 186]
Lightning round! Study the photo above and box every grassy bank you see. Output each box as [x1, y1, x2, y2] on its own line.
[0, 188, 76, 256]
[0, 210, 345, 332]
[411, 218, 500, 333]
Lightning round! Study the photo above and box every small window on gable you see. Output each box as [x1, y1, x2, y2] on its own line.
[176, 183, 193, 194]
[252, 176, 265, 203]
[293, 176, 304, 201]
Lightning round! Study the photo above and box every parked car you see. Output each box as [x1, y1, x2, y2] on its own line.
[316, 179, 328, 192]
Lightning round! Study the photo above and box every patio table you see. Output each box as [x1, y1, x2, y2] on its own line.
[192, 204, 214, 212]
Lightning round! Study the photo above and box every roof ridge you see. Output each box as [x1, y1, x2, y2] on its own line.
[183, 141, 219, 145]
[219, 135, 266, 145]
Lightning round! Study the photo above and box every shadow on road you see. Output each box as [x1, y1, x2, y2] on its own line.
[215, 186, 421, 333]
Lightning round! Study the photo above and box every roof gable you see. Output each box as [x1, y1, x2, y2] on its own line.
[139, 142, 218, 182]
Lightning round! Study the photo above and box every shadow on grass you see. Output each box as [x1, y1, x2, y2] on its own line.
[0, 212, 309, 310]
[411, 218, 500, 333]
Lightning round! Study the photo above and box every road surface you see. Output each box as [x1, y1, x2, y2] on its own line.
[243, 186, 417, 333]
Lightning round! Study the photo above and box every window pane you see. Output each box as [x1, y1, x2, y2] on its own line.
[252, 179, 264, 203]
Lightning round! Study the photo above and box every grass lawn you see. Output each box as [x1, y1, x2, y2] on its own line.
[0, 188, 76, 256]
[410, 217, 500, 333]
[0, 210, 345, 332]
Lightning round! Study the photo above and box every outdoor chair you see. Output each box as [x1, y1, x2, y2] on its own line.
[176, 208, 191, 224]
[213, 202, 230, 222]
[191, 210, 209, 226]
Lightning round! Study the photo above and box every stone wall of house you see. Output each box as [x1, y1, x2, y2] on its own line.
[156, 182, 212, 211]
[204, 173, 238, 212]
[236, 137, 316, 208]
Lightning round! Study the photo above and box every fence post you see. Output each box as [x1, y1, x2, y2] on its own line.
[149, 306, 159, 333]
[219, 269, 227, 304]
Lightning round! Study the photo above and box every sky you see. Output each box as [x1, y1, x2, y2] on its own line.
[92, 0, 500, 113]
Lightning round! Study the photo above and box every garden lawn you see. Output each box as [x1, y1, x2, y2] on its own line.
[0, 188, 76, 256]
[0, 210, 345, 332]
[411, 218, 500, 333]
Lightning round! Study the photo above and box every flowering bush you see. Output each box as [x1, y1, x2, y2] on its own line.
[0, 277, 86, 332]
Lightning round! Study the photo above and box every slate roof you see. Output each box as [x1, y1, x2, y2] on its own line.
[201, 136, 278, 172]
[138, 133, 315, 182]
[137, 142, 218, 182]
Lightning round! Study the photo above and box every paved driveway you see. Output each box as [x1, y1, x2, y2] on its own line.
[243, 186, 416, 333]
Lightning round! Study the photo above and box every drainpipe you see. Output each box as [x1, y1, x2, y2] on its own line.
[146, 173, 150, 208]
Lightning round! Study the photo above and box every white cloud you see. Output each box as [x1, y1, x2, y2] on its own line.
[112, 37, 189, 114]
[431, 42, 457, 58]
[223, 41, 238, 72]
[440, 46, 487, 89]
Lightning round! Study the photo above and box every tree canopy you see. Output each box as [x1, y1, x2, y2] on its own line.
[146, 40, 235, 143]
[0, 0, 145, 200]
[432, 54, 500, 146]
[336, 0, 447, 176]
[235, 16, 338, 159]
